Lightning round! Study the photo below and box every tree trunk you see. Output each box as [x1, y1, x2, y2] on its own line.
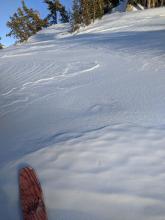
[147, 0, 151, 8]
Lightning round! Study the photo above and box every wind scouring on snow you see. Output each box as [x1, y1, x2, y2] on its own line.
[0, 7, 165, 220]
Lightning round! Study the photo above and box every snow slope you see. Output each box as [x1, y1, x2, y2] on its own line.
[0, 8, 165, 220]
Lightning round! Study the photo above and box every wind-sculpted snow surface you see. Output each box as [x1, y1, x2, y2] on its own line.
[0, 8, 165, 220]
[2, 124, 165, 220]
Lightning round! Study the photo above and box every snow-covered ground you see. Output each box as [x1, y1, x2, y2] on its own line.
[0, 8, 165, 220]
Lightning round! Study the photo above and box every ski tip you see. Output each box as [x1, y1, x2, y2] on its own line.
[19, 166, 48, 220]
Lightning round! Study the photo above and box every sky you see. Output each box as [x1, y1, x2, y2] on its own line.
[0, 0, 72, 46]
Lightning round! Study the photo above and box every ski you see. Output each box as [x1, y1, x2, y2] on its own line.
[19, 166, 48, 220]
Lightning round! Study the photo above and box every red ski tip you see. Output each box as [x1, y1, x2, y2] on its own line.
[19, 166, 48, 220]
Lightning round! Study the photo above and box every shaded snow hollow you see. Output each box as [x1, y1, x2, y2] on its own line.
[0, 8, 165, 220]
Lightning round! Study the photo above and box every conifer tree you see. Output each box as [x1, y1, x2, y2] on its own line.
[71, 0, 120, 32]
[71, 0, 104, 31]
[127, 0, 165, 8]
[22, 1, 48, 32]
[6, 1, 47, 42]
[90, 0, 96, 22]
[17, 7, 32, 38]
[93, 0, 104, 20]
[103, 0, 119, 12]
[0, 37, 3, 49]
[80, 0, 91, 25]
[71, 0, 82, 31]
[59, 6, 70, 23]
[44, 0, 63, 24]
[98, 0, 104, 18]
[104, 0, 112, 13]
[7, 11, 29, 42]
